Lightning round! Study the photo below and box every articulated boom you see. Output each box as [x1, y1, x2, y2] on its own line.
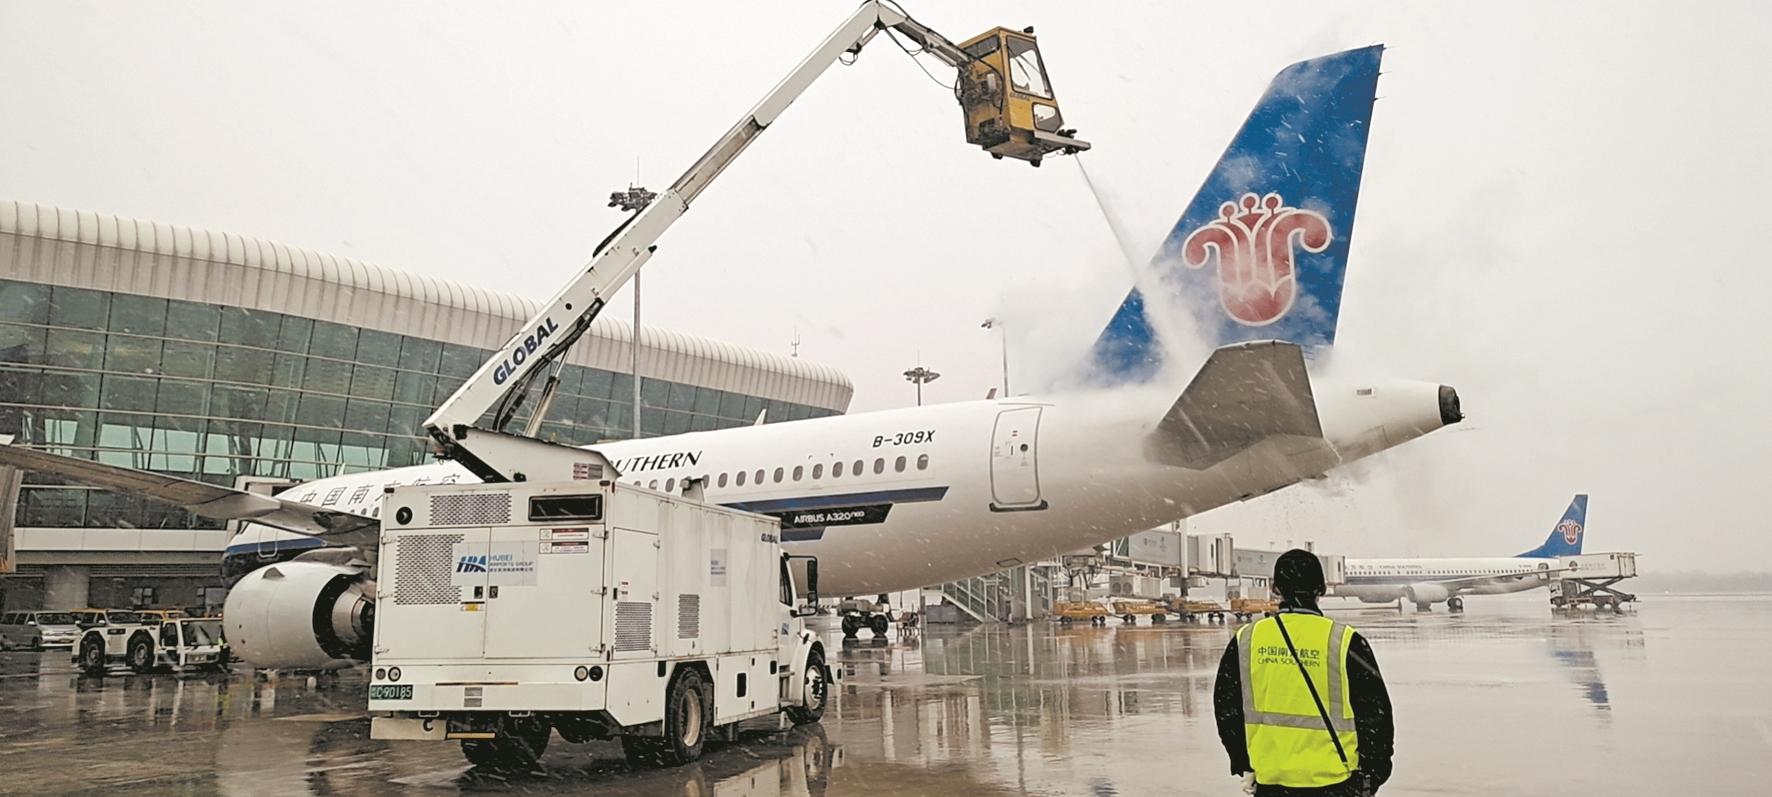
[422, 2, 1090, 483]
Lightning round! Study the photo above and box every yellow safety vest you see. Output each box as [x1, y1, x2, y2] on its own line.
[1237, 613, 1360, 788]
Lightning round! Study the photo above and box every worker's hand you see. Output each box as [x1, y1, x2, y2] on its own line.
[1240, 772, 1256, 794]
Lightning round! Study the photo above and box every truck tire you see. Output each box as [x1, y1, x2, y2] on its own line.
[867, 614, 888, 637]
[786, 647, 829, 726]
[461, 715, 550, 773]
[78, 636, 107, 676]
[624, 667, 710, 767]
[127, 634, 156, 673]
[841, 616, 860, 638]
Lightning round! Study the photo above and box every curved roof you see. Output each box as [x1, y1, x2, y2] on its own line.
[0, 199, 852, 411]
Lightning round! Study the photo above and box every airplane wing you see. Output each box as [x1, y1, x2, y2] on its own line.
[1147, 341, 1324, 469]
[0, 439, 378, 547]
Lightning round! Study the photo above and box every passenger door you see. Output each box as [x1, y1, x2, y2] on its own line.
[989, 407, 1046, 511]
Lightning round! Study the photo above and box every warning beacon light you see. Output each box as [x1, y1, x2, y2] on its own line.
[954, 26, 1090, 166]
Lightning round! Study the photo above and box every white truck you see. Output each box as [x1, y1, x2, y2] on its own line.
[367, 479, 831, 772]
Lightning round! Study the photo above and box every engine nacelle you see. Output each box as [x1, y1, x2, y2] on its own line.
[1403, 582, 1450, 606]
[224, 561, 375, 669]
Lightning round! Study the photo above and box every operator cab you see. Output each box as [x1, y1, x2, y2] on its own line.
[956, 27, 1090, 165]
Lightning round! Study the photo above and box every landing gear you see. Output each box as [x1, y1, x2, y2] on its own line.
[1447, 596, 1465, 613]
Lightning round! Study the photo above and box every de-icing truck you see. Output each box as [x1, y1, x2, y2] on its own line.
[367, 479, 830, 772]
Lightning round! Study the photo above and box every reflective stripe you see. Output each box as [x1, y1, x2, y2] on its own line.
[1237, 623, 1256, 717]
[1247, 710, 1336, 730]
[1326, 620, 1347, 721]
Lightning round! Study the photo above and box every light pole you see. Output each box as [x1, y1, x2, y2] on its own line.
[981, 318, 1008, 396]
[609, 185, 657, 438]
[903, 366, 941, 407]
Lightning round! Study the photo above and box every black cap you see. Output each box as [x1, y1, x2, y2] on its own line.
[1273, 549, 1326, 598]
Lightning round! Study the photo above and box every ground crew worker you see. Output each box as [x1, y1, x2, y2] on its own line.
[1214, 549, 1394, 795]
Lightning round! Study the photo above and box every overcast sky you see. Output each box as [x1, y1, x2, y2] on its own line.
[3, 1, 1769, 569]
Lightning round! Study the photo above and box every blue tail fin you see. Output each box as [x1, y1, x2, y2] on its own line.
[1517, 494, 1588, 558]
[1087, 46, 1383, 382]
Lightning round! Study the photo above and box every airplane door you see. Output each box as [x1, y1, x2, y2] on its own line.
[989, 407, 1047, 511]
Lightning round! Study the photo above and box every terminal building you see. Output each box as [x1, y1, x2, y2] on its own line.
[0, 200, 852, 612]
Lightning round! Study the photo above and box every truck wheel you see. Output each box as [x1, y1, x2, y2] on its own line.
[79, 637, 107, 676]
[867, 614, 888, 637]
[1122, 614, 1135, 625]
[127, 635, 155, 673]
[461, 715, 550, 773]
[624, 668, 711, 767]
[841, 616, 860, 638]
[786, 647, 829, 726]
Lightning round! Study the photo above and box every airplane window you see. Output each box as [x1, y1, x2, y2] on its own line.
[736, 470, 747, 486]
[665, 478, 675, 492]
[895, 456, 906, 472]
[873, 458, 885, 474]
[718, 472, 729, 487]
[773, 467, 784, 483]
[833, 461, 844, 478]
[754, 469, 765, 485]
[917, 454, 929, 470]
[812, 463, 824, 479]
[852, 460, 863, 476]
[792, 465, 803, 481]
[648, 479, 658, 490]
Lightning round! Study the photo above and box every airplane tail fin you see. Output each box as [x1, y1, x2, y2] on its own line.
[1087, 45, 1384, 382]
[1517, 494, 1588, 558]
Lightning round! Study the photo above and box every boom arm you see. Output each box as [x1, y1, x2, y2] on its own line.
[424, 2, 1086, 482]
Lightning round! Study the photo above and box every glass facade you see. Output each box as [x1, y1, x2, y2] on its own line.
[0, 279, 840, 531]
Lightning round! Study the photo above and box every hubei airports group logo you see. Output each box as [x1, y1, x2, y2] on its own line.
[456, 555, 488, 574]
[1182, 191, 1332, 327]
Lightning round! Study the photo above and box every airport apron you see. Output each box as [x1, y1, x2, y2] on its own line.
[1238, 614, 1360, 788]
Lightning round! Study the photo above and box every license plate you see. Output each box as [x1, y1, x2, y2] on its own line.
[369, 684, 413, 700]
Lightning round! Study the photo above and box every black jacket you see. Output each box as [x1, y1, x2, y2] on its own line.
[1213, 607, 1394, 796]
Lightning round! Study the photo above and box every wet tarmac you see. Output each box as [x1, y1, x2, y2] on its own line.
[2, 594, 1767, 796]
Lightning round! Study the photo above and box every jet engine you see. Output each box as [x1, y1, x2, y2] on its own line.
[223, 560, 376, 669]
[1403, 582, 1450, 607]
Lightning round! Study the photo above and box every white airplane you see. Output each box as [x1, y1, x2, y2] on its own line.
[0, 46, 1462, 664]
[1335, 494, 1589, 611]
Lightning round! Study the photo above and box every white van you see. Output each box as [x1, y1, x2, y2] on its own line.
[1, 611, 82, 650]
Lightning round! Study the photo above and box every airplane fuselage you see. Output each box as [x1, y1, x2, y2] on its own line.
[1335, 556, 1559, 604]
[230, 376, 1453, 596]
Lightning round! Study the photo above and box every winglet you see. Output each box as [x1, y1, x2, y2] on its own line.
[1147, 340, 1322, 469]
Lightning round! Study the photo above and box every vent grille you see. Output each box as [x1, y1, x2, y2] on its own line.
[430, 493, 511, 526]
[615, 601, 653, 651]
[677, 594, 701, 640]
[392, 534, 464, 605]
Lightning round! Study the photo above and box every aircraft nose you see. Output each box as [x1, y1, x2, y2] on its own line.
[1438, 385, 1463, 426]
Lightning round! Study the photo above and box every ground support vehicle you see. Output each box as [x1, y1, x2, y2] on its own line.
[837, 597, 894, 638]
[1230, 598, 1278, 622]
[1054, 601, 1111, 626]
[1169, 600, 1228, 623]
[368, 480, 831, 774]
[1110, 599, 1171, 625]
[1550, 553, 1639, 611]
[75, 616, 231, 675]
